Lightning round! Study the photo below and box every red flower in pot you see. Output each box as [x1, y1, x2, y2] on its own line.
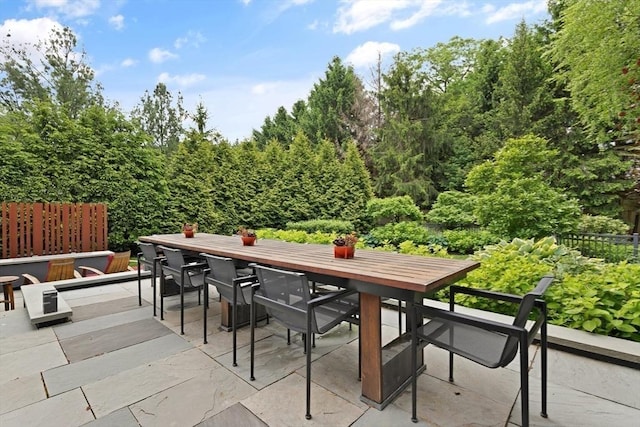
[182, 223, 197, 238]
[238, 227, 257, 246]
[333, 232, 357, 258]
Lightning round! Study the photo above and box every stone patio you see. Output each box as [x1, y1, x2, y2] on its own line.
[1, 279, 638, 426]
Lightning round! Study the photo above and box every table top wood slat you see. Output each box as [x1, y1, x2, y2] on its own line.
[140, 234, 480, 294]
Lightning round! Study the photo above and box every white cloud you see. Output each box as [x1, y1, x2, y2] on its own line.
[334, 0, 409, 34]
[174, 31, 206, 49]
[157, 72, 206, 87]
[108, 14, 124, 30]
[485, 0, 547, 24]
[120, 58, 136, 67]
[29, 0, 101, 18]
[333, 0, 477, 34]
[148, 47, 178, 63]
[240, 0, 251, 5]
[0, 17, 62, 48]
[345, 41, 400, 68]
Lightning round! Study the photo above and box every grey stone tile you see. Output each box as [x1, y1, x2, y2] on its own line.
[422, 344, 524, 407]
[196, 402, 267, 427]
[0, 341, 67, 383]
[80, 407, 139, 427]
[529, 347, 640, 409]
[352, 405, 430, 427]
[510, 378, 640, 427]
[0, 388, 94, 427]
[59, 317, 172, 362]
[242, 372, 363, 426]
[217, 322, 358, 390]
[44, 334, 192, 396]
[198, 317, 274, 359]
[130, 365, 257, 426]
[61, 284, 131, 303]
[0, 373, 46, 415]
[0, 304, 36, 338]
[296, 339, 367, 410]
[53, 305, 153, 339]
[71, 296, 149, 322]
[83, 348, 219, 418]
[392, 373, 512, 426]
[0, 325, 57, 355]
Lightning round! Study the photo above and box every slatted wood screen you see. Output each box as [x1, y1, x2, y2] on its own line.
[1, 202, 108, 258]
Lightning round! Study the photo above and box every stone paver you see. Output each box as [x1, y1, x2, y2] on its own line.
[0, 388, 94, 427]
[1, 279, 637, 427]
[44, 333, 193, 396]
[130, 365, 257, 426]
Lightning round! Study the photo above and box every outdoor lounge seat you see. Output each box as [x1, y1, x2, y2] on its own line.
[250, 264, 360, 420]
[22, 258, 81, 284]
[78, 250, 133, 276]
[410, 275, 555, 426]
[158, 246, 206, 334]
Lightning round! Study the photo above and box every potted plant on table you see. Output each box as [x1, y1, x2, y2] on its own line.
[333, 232, 358, 258]
[238, 227, 257, 246]
[182, 223, 197, 238]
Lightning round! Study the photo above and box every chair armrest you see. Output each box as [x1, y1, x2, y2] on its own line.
[416, 304, 526, 337]
[233, 275, 258, 288]
[78, 266, 105, 276]
[22, 273, 41, 284]
[308, 288, 357, 308]
[450, 285, 523, 305]
[182, 262, 206, 273]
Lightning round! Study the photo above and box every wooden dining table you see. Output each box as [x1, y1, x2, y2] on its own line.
[139, 233, 480, 409]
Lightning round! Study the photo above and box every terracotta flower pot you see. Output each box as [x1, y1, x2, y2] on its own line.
[241, 236, 256, 246]
[184, 230, 194, 238]
[334, 246, 354, 258]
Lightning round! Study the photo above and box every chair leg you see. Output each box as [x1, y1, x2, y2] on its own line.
[449, 351, 454, 382]
[137, 266, 142, 307]
[232, 283, 238, 367]
[541, 307, 548, 418]
[306, 314, 312, 420]
[180, 271, 185, 335]
[287, 329, 291, 345]
[410, 303, 418, 423]
[250, 300, 256, 381]
[520, 334, 529, 427]
[203, 281, 208, 344]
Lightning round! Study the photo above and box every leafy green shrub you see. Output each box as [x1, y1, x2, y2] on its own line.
[575, 215, 630, 234]
[425, 190, 478, 228]
[453, 237, 601, 315]
[442, 229, 502, 254]
[366, 196, 424, 225]
[397, 240, 449, 257]
[369, 221, 432, 246]
[285, 219, 354, 234]
[548, 263, 640, 341]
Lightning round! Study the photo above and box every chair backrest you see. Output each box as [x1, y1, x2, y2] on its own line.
[500, 275, 555, 366]
[138, 243, 158, 267]
[158, 246, 198, 288]
[45, 258, 77, 282]
[201, 254, 249, 304]
[104, 250, 131, 274]
[253, 264, 312, 333]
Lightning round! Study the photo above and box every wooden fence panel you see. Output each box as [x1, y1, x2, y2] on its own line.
[0, 202, 108, 258]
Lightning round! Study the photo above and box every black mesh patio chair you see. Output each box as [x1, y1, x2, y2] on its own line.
[410, 275, 554, 426]
[250, 264, 359, 420]
[137, 242, 166, 315]
[157, 246, 206, 334]
[200, 253, 267, 354]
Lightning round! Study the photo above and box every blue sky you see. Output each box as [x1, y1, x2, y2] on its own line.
[1, 0, 550, 141]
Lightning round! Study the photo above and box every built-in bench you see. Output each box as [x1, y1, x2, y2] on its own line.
[0, 251, 114, 288]
[21, 269, 151, 327]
